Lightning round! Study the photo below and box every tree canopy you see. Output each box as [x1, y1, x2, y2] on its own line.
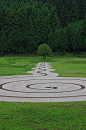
[37, 44, 52, 59]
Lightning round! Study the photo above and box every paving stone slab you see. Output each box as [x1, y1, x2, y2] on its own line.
[0, 62, 86, 102]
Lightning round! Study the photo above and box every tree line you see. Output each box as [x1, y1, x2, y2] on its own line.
[0, 0, 86, 55]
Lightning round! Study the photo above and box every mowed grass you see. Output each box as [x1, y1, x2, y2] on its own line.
[0, 102, 86, 130]
[51, 57, 86, 77]
[0, 55, 86, 130]
[0, 56, 43, 76]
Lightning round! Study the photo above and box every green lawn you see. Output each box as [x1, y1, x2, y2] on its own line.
[0, 56, 40, 76]
[0, 55, 86, 130]
[0, 102, 86, 130]
[51, 57, 86, 77]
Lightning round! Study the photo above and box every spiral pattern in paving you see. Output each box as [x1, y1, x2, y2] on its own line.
[0, 62, 86, 102]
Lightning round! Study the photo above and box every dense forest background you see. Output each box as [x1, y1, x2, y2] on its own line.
[0, 0, 86, 55]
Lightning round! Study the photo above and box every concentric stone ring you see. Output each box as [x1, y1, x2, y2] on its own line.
[0, 62, 86, 102]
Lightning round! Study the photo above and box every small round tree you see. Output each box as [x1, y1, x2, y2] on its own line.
[37, 44, 52, 63]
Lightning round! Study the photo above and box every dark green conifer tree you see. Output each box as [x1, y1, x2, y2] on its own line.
[49, 6, 60, 33]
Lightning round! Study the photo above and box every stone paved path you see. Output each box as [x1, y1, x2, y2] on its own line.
[0, 62, 86, 102]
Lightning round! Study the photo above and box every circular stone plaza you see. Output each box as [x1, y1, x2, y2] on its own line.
[0, 62, 86, 102]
